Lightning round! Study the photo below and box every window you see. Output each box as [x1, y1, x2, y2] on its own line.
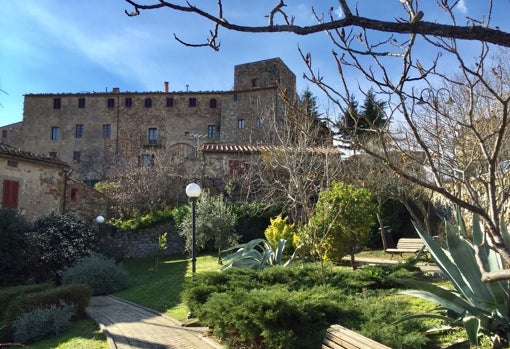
[78, 97, 85, 108]
[70, 188, 79, 202]
[251, 79, 257, 88]
[209, 98, 217, 108]
[189, 97, 196, 107]
[49, 152, 57, 158]
[140, 153, 155, 168]
[207, 125, 216, 138]
[125, 97, 132, 107]
[256, 118, 263, 128]
[73, 151, 81, 162]
[107, 98, 115, 108]
[2, 180, 19, 209]
[148, 127, 158, 144]
[166, 97, 173, 107]
[238, 119, 245, 129]
[184, 131, 190, 138]
[145, 98, 152, 108]
[75, 124, 83, 138]
[53, 98, 61, 109]
[51, 127, 59, 140]
[7, 160, 18, 168]
[2, 130, 7, 138]
[233, 94, 238, 102]
[103, 124, 111, 139]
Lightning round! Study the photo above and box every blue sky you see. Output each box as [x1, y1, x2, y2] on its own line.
[0, 1, 506, 127]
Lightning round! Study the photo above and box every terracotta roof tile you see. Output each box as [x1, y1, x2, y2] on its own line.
[0, 142, 69, 168]
[200, 143, 343, 155]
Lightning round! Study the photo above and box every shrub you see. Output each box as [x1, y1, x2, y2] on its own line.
[264, 215, 296, 252]
[3, 283, 92, 337]
[108, 206, 175, 231]
[0, 283, 54, 342]
[198, 286, 345, 349]
[25, 213, 97, 283]
[0, 283, 53, 317]
[184, 263, 429, 349]
[62, 253, 129, 295]
[0, 208, 29, 285]
[304, 181, 376, 265]
[11, 302, 75, 344]
[233, 201, 283, 243]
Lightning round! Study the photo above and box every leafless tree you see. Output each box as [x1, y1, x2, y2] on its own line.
[124, 0, 510, 50]
[98, 148, 188, 217]
[123, 1, 510, 280]
[252, 93, 343, 226]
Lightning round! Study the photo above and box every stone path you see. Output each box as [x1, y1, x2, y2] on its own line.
[86, 296, 223, 349]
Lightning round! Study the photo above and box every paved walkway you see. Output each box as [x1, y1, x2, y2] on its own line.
[86, 296, 223, 349]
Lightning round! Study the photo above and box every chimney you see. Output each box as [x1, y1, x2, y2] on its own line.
[164, 81, 169, 93]
[112, 87, 120, 94]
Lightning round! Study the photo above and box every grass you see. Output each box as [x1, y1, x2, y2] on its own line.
[115, 253, 220, 320]
[4, 250, 491, 348]
[23, 319, 107, 349]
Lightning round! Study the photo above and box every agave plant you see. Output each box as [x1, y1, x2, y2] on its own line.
[220, 238, 294, 271]
[397, 208, 510, 347]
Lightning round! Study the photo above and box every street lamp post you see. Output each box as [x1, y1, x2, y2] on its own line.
[185, 183, 202, 273]
[96, 215, 105, 233]
[417, 87, 455, 181]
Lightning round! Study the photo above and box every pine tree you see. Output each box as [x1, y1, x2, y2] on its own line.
[337, 90, 387, 150]
[300, 87, 319, 118]
[361, 89, 387, 130]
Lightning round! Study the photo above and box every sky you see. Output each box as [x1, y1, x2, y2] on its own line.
[0, 1, 508, 127]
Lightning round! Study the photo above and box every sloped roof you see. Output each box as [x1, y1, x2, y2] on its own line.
[0, 142, 69, 168]
[200, 143, 343, 155]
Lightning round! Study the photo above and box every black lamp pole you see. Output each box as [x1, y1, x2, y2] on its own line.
[186, 183, 201, 274]
[191, 197, 197, 273]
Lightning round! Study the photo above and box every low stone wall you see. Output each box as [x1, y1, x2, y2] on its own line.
[100, 222, 186, 260]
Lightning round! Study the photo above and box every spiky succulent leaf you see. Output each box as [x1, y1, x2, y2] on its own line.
[397, 278, 485, 316]
[403, 210, 510, 345]
[463, 314, 480, 347]
[221, 238, 292, 271]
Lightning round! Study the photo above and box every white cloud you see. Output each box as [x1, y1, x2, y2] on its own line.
[456, 0, 468, 14]
[335, 6, 345, 19]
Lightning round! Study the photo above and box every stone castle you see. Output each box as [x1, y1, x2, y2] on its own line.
[1, 58, 297, 185]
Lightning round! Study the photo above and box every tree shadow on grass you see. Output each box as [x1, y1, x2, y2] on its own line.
[114, 254, 191, 314]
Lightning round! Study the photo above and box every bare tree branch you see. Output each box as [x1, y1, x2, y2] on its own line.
[124, 0, 510, 48]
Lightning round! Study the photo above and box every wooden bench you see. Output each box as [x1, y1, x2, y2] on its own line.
[385, 237, 426, 259]
[323, 324, 391, 349]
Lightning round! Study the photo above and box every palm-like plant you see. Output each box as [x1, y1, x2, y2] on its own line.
[221, 238, 294, 271]
[397, 208, 510, 347]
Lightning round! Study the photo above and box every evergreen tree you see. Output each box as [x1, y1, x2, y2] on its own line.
[337, 90, 387, 149]
[300, 87, 319, 118]
[361, 89, 387, 130]
[337, 94, 359, 149]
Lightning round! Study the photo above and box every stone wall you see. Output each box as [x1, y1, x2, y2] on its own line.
[101, 222, 186, 260]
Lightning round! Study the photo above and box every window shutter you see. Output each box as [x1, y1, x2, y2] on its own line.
[2, 180, 19, 208]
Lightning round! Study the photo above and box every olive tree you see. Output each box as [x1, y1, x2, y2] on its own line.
[179, 192, 238, 264]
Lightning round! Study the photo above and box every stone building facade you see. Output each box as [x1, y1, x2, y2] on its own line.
[1, 58, 297, 184]
[0, 142, 108, 223]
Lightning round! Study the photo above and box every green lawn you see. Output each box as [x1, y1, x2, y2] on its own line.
[24, 319, 108, 349]
[115, 253, 220, 320]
